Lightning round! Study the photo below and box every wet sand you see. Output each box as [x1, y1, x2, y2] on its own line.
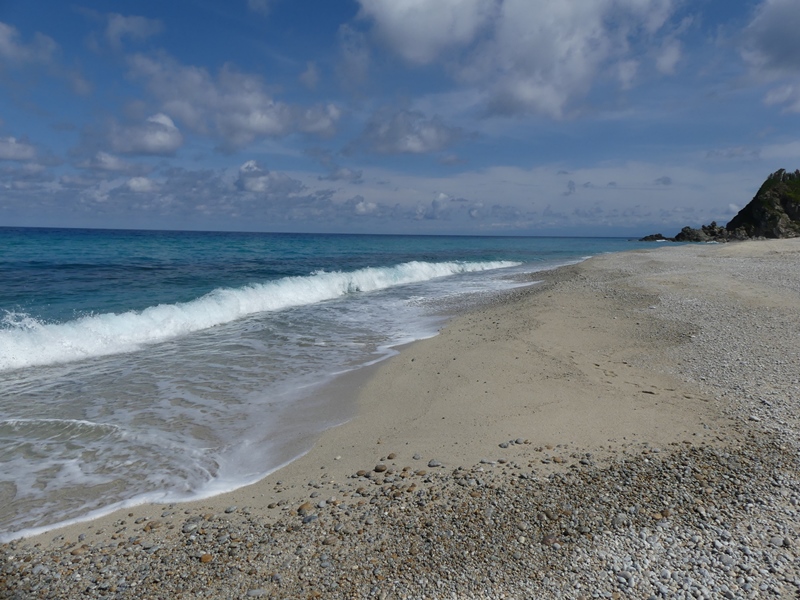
[4, 239, 800, 599]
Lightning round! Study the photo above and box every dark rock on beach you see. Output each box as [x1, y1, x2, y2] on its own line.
[638, 233, 670, 242]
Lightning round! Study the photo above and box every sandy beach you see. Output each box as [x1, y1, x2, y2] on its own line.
[3, 239, 800, 599]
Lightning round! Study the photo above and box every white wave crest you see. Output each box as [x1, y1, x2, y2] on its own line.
[0, 260, 518, 372]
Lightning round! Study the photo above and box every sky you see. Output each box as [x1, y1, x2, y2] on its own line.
[0, 0, 799, 236]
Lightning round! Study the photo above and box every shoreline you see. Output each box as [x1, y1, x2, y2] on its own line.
[4, 239, 800, 599]
[0, 259, 573, 544]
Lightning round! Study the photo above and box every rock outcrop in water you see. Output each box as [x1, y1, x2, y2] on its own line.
[640, 168, 800, 242]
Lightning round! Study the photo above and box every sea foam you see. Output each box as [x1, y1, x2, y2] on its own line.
[0, 260, 517, 372]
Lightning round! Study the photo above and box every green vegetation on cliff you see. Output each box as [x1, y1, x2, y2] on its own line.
[726, 169, 800, 238]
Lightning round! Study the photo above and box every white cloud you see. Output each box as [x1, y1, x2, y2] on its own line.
[126, 176, 157, 192]
[235, 160, 305, 195]
[741, 1, 800, 112]
[105, 14, 163, 49]
[0, 21, 90, 95]
[357, 0, 496, 64]
[298, 104, 342, 137]
[0, 21, 57, 65]
[356, 109, 464, 154]
[110, 113, 184, 155]
[128, 53, 343, 149]
[0, 137, 36, 161]
[299, 61, 320, 90]
[742, 0, 800, 75]
[656, 40, 681, 74]
[354, 197, 377, 214]
[617, 60, 639, 89]
[764, 84, 800, 113]
[357, 0, 680, 118]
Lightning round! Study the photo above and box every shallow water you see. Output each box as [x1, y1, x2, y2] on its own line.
[0, 228, 651, 539]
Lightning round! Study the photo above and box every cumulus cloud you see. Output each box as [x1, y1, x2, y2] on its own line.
[128, 53, 342, 149]
[110, 113, 184, 155]
[0, 21, 57, 65]
[356, 109, 464, 154]
[105, 13, 163, 49]
[357, 0, 496, 64]
[356, 0, 681, 118]
[350, 195, 378, 215]
[0, 137, 36, 161]
[235, 160, 305, 196]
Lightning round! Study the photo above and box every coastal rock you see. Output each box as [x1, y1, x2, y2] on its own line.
[639, 233, 671, 242]
[727, 168, 800, 238]
[641, 168, 800, 241]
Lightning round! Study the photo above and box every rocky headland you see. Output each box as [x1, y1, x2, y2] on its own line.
[641, 168, 800, 242]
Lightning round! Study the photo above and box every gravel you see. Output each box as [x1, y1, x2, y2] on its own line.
[3, 242, 799, 600]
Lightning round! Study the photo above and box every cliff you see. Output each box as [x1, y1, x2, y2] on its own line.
[640, 168, 800, 242]
[725, 169, 800, 238]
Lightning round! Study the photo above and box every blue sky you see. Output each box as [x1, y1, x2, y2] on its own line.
[1, 0, 799, 235]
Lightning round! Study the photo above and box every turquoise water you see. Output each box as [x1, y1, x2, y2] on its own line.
[0, 227, 651, 539]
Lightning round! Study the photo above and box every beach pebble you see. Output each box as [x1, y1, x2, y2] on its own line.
[427, 459, 442, 468]
[7, 246, 800, 600]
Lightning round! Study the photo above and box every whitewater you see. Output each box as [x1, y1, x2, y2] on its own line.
[0, 228, 650, 540]
[0, 260, 515, 372]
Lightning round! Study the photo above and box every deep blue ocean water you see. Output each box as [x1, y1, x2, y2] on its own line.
[0, 227, 653, 540]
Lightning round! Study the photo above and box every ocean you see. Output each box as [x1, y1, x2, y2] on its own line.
[0, 227, 651, 540]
